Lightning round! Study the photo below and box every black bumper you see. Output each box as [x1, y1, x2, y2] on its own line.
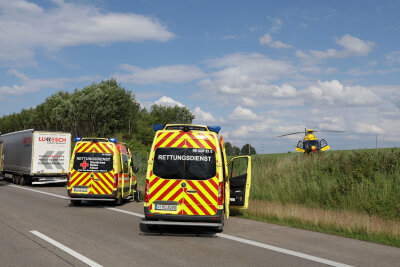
[67, 189, 116, 199]
[144, 207, 223, 223]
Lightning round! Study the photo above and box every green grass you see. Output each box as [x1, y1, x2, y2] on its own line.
[236, 210, 400, 247]
[242, 148, 400, 247]
[250, 148, 400, 220]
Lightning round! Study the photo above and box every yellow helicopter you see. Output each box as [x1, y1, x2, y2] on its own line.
[277, 128, 346, 153]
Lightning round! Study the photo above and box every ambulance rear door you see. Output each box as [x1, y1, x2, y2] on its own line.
[228, 155, 251, 209]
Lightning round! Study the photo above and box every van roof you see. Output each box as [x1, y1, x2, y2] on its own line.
[153, 124, 221, 134]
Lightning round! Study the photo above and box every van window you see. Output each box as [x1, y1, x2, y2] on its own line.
[73, 153, 113, 173]
[153, 147, 216, 180]
[122, 154, 129, 173]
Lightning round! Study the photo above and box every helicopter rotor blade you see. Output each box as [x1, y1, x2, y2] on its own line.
[319, 130, 347, 133]
[277, 132, 305, 137]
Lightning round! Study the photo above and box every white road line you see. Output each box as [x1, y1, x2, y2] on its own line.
[8, 184, 68, 199]
[30, 230, 102, 267]
[106, 207, 144, 218]
[10, 184, 353, 267]
[216, 233, 353, 267]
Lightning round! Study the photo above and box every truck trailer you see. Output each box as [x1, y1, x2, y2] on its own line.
[0, 129, 71, 185]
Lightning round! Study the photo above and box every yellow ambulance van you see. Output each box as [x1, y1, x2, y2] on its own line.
[141, 124, 251, 232]
[67, 137, 139, 205]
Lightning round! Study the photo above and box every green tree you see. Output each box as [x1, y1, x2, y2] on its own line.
[225, 141, 234, 155]
[241, 144, 257, 155]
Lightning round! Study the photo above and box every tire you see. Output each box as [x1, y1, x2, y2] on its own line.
[214, 212, 224, 233]
[12, 176, 17, 184]
[70, 200, 81, 206]
[115, 194, 123, 206]
[134, 191, 141, 202]
[20, 177, 26, 186]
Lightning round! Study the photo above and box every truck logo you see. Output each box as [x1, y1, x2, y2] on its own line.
[39, 137, 67, 143]
[80, 161, 89, 170]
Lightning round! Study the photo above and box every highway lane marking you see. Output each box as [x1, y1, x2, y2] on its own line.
[216, 233, 353, 267]
[8, 184, 68, 199]
[10, 184, 354, 267]
[30, 230, 102, 267]
[106, 207, 144, 218]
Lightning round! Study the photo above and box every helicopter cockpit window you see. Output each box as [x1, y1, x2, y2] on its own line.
[304, 140, 320, 150]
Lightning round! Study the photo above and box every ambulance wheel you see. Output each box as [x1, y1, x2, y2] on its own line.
[70, 200, 81, 206]
[214, 213, 224, 233]
[115, 194, 123, 206]
[134, 191, 141, 202]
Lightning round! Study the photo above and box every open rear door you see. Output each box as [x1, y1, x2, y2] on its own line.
[228, 156, 251, 209]
[0, 141, 3, 173]
[219, 136, 230, 219]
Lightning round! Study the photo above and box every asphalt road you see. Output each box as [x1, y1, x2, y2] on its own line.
[1, 178, 399, 267]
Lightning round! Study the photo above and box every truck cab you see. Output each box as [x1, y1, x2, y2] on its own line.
[141, 124, 251, 232]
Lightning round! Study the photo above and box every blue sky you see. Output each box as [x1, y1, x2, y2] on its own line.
[1, 0, 400, 153]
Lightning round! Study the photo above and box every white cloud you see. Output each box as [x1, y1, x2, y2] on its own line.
[193, 107, 217, 123]
[202, 53, 296, 98]
[259, 33, 292, 49]
[386, 51, 400, 64]
[154, 96, 184, 107]
[0, 0, 174, 63]
[0, 69, 94, 94]
[230, 106, 260, 121]
[355, 123, 385, 134]
[241, 97, 258, 107]
[296, 34, 374, 60]
[115, 64, 205, 84]
[272, 84, 297, 98]
[303, 80, 380, 106]
[267, 17, 283, 33]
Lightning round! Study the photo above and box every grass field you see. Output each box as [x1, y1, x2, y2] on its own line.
[238, 148, 400, 247]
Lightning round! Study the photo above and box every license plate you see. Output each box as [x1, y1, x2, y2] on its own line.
[74, 187, 88, 192]
[155, 204, 177, 211]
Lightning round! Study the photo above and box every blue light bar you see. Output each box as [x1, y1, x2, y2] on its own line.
[74, 137, 82, 142]
[153, 124, 165, 131]
[208, 126, 221, 134]
[109, 138, 118, 143]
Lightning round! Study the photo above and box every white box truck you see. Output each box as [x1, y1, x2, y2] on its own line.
[0, 129, 71, 185]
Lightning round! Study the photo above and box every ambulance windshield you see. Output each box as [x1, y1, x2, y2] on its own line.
[73, 152, 113, 173]
[153, 147, 216, 180]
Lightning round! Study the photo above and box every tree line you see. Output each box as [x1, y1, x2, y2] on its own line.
[225, 142, 257, 156]
[0, 79, 194, 147]
[0, 78, 256, 156]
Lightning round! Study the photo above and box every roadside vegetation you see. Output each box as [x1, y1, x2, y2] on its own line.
[236, 149, 400, 247]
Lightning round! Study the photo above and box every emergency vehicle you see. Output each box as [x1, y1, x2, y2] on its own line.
[141, 124, 251, 232]
[67, 137, 139, 205]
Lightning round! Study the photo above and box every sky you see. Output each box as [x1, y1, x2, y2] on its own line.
[1, 0, 400, 153]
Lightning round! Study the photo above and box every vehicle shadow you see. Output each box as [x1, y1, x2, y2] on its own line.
[139, 224, 217, 238]
[66, 200, 128, 208]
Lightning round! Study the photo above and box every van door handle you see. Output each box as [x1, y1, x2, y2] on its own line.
[187, 190, 197, 194]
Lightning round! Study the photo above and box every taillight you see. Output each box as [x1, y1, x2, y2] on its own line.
[218, 182, 223, 205]
[144, 179, 150, 202]
[113, 174, 118, 189]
